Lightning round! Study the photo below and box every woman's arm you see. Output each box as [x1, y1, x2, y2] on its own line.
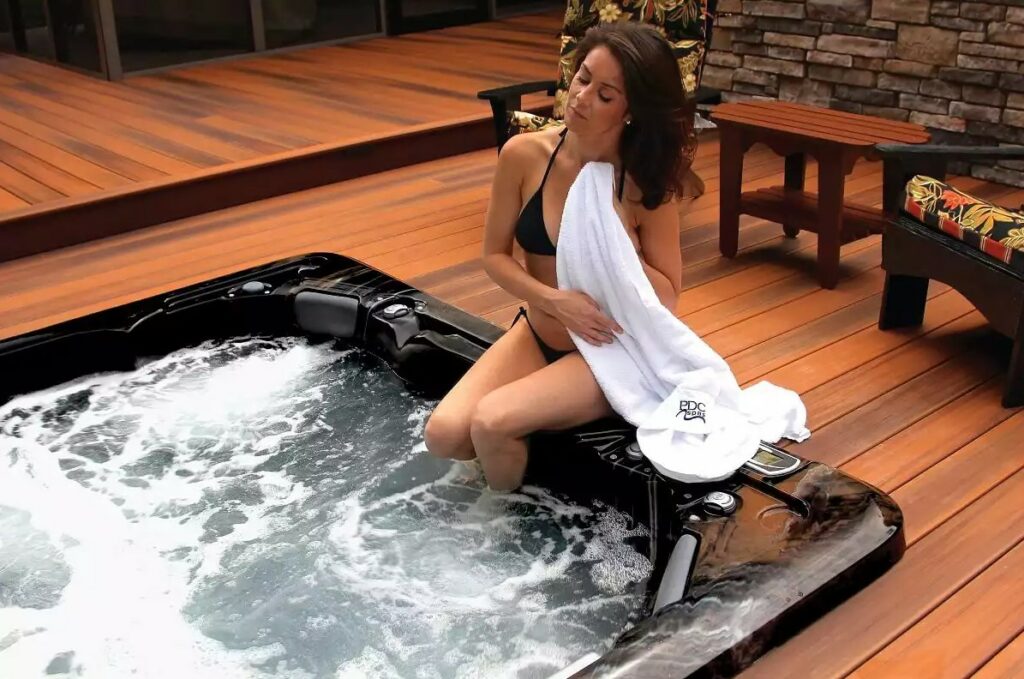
[637, 198, 683, 310]
[641, 258, 678, 309]
[480, 135, 560, 310]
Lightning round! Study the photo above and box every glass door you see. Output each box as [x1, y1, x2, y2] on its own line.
[1, 1, 16, 52]
[112, 0, 255, 72]
[261, 0, 381, 49]
[494, 0, 562, 17]
[385, 0, 489, 35]
[10, 0, 53, 59]
[4, 0, 103, 73]
[49, 0, 102, 72]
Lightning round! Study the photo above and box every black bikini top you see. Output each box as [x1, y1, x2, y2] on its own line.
[515, 128, 627, 256]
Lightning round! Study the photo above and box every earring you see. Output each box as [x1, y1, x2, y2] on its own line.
[625, 119, 632, 126]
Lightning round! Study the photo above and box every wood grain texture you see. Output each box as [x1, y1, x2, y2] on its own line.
[974, 632, 1024, 679]
[0, 10, 562, 215]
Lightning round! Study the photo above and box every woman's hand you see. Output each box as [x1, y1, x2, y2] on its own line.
[545, 289, 623, 346]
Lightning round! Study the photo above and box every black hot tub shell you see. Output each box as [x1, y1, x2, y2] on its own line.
[0, 253, 904, 678]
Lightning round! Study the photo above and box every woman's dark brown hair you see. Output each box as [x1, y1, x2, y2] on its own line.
[573, 22, 696, 209]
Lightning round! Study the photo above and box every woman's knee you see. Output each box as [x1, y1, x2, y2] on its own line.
[470, 392, 517, 443]
[424, 409, 474, 460]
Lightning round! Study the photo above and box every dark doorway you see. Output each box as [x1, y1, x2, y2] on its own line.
[385, 0, 489, 35]
[4, 0, 103, 72]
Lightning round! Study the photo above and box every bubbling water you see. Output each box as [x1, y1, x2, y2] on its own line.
[0, 337, 652, 678]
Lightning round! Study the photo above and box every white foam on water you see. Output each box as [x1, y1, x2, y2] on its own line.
[0, 337, 652, 678]
[0, 435, 299, 679]
[335, 646, 400, 679]
[316, 474, 652, 678]
[0, 338, 337, 678]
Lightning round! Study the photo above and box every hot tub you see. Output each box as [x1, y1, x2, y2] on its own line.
[0, 253, 904, 678]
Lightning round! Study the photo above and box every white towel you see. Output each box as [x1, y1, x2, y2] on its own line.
[555, 163, 810, 483]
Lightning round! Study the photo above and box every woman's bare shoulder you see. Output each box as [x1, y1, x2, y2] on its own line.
[498, 128, 562, 173]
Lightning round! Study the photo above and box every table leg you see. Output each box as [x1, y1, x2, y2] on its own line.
[783, 153, 805, 238]
[719, 127, 744, 259]
[816, 153, 845, 289]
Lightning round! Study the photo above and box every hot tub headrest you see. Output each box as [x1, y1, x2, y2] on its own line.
[293, 291, 359, 338]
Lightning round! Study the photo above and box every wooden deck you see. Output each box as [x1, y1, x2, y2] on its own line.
[0, 11, 561, 216]
[1, 132, 1022, 677]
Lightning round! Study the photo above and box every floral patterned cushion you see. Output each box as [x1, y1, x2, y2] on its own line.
[904, 175, 1024, 274]
[554, 1, 711, 118]
[508, 0, 712, 135]
[507, 110, 564, 137]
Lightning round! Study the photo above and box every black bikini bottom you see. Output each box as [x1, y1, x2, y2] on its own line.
[512, 306, 575, 365]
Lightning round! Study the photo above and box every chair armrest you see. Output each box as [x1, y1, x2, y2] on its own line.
[876, 143, 1024, 161]
[878, 143, 1024, 216]
[692, 85, 722, 107]
[477, 80, 558, 152]
[477, 80, 558, 102]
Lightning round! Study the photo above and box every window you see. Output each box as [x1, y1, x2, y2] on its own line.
[113, 0, 254, 72]
[262, 0, 381, 49]
[50, 0, 102, 73]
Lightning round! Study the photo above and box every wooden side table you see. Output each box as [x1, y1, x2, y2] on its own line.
[710, 100, 931, 289]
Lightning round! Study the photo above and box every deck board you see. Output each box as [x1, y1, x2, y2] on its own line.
[975, 632, 1024, 678]
[849, 539, 1024, 678]
[0, 12, 561, 216]
[0, 132, 1022, 678]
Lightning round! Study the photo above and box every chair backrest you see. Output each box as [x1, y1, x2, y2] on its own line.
[503, 0, 718, 199]
[552, 0, 716, 118]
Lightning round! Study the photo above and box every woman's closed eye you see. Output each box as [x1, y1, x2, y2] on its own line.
[577, 76, 613, 103]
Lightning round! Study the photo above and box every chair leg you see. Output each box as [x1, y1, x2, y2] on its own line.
[879, 273, 929, 329]
[1004, 315, 1024, 408]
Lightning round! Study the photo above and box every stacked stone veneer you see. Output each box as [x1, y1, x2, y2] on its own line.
[704, 0, 1024, 186]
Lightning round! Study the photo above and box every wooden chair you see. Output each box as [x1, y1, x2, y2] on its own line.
[476, 0, 720, 195]
[877, 143, 1024, 407]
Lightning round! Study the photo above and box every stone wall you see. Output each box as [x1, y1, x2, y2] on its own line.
[704, 0, 1024, 186]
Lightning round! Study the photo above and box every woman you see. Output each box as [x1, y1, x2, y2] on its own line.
[424, 22, 695, 491]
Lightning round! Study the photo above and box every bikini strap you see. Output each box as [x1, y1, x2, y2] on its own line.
[539, 128, 569, 188]
[543, 129, 625, 200]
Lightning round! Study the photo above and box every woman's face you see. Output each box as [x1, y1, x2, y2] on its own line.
[564, 45, 630, 135]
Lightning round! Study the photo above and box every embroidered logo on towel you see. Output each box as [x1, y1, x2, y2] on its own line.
[677, 400, 707, 424]
[642, 386, 714, 434]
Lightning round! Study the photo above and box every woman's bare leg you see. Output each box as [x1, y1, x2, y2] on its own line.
[471, 352, 612, 491]
[424, 319, 547, 460]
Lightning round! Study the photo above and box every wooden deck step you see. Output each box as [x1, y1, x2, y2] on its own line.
[0, 10, 563, 260]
